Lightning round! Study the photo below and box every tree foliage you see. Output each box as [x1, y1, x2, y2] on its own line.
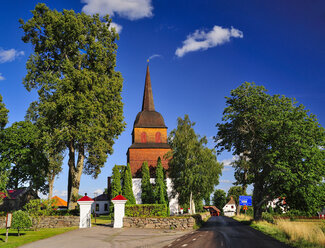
[0, 94, 9, 193]
[215, 82, 325, 219]
[212, 189, 227, 212]
[111, 165, 121, 199]
[122, 163, 136, 204]
[227, 186, 245, 205]
[141, 161, 154, 204]
[168, 115, 223, 210]
[0, 121, 49, 193]
[154, 157, 167, 204]
[19, 3, 125, 208]
[11, 210, 32, 236]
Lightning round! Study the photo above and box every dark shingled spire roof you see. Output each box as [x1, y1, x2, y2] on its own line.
[133, 64, 166, 128]
[142, 64, 155, 111]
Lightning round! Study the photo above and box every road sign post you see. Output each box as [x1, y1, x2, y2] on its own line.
[5, 213, 12, 243]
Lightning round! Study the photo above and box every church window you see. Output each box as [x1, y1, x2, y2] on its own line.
[141, 132, 147, 143]
[155, 132, 161, 143]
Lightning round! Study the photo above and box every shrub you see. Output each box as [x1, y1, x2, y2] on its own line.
[24, 199, 56, 229]
[125, 204, 168, 217]
[11, 210, 32, 236]
[262, 212, 275, 224]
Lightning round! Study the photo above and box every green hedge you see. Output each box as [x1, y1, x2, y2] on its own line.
[125, 204, 168, 217]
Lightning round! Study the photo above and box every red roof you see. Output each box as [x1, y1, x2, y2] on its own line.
[77, 195, 94, 202]
[112, 195, 127, 201]
[0, 188, 27, 200]
[51, 196, 67, 207]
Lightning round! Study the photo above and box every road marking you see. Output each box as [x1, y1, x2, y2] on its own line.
[176, 239, 180, 241]
[168, 245, 172, 247]
[192, 238, 196, 241]
[181, 244, 188, 247]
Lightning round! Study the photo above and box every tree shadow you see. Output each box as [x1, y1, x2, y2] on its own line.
[0, 232, 27, 242]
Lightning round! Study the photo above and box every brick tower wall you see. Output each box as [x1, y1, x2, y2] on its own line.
[128, 148, 170, 177]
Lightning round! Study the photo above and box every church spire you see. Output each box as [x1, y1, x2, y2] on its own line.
[142, 63, 155, 111]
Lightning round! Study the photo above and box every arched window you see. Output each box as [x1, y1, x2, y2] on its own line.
[141, 132, 147, 143]
[155, 132, 161, 143]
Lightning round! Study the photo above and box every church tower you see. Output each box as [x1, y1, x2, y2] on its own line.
[127, 64, 171, 177]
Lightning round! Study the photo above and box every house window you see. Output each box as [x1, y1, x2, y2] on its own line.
[104, 203, 108, 211]
[96, 204, 99, 211]
[141, 132, 147, 143]
[155, 132, 161, 143]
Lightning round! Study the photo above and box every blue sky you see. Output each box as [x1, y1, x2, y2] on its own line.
[1, 0, 324, 200]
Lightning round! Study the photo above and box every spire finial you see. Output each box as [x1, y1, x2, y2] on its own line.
[142, 64, 155, 111]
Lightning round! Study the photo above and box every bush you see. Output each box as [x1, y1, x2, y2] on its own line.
[262, 212, 275, 224]
[125, 204, 168, 217]
[11, 210, 32, 236]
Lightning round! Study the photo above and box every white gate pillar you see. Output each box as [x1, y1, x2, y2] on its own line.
[77, 193, 94, 228]
[111, 195, 128, 228]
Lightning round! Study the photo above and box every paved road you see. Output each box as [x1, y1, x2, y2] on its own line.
[164, 216, 292, 248]
[20, 225, 191, 248]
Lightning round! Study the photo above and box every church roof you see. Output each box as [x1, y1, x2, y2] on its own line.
[134, 64, 166, 128]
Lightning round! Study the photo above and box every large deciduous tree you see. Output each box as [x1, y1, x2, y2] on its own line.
[0, 121, 49, 193]
[215, 82, 325, 219]
[168, 115, 222, 214]
[0, 94, 9, 193]
[212, 189, 227, 213]
[20, 3, 125, 208]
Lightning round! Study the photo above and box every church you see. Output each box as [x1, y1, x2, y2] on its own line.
[127, 64, 178, 215]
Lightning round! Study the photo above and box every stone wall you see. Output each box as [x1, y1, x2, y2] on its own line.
[124, 216, 196, 230]
[0, 216, 79, 229]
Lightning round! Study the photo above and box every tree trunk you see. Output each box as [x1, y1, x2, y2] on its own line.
[48, 175, 54, 199]
[67, 142, 84, 210]
[253, 184, 266, 220]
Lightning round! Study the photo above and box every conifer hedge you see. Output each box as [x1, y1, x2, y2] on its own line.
[125, 204, 168, 217]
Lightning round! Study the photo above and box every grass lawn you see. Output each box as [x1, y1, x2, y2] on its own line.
[0, 227, 77, 248]
[234, 215, 325, 248]
[91, 214, 112, 226]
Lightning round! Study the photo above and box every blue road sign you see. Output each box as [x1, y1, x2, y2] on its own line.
[239, 196, 252, 206]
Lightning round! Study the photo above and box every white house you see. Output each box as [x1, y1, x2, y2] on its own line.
[223, 196, 237, 217]
[91, 193, 109, 215]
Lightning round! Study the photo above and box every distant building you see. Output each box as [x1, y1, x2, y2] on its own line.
[203, 206, 221, 216]
[91, 193, 109, 215]
[317, 208, 325, 219]
[0, 187, 39, 211]
[223, 196, 236, 217]
[266, 197, 287, 213]
[51, 196, 67, 210]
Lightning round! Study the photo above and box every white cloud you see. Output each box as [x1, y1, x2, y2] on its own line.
[148, 54, 162, 61]
[94, 188, 103, 196]
[220, 156, 238, 167]
[0, 73, 5, 81]
[82, 0, 153, 20]
[222, 167, 232, 172]
[53, 190, 68, 199]
[0, 48, 24, 63]
[110, 22, 123, 33]
[220, 179, 233, 184]
[175, 25, 243, 57]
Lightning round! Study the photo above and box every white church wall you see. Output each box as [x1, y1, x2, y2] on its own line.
[132, 178, 179, 215]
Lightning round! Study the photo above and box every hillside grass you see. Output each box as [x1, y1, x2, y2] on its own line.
[0, 227, 77, 248]
[234, 214, 325, 248]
